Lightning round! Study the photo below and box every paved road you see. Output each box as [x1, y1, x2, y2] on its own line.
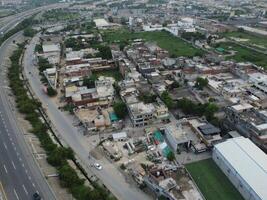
[24, 34, 152, 200]
[0, 4, 69, 200]
[0, 3, 69, 34]
[0, 33, 56, 200]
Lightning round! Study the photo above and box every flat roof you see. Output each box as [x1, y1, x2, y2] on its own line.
[214, 136, 267, 200]
[42, 44, 60, 53]
[94, 18, 109, 27]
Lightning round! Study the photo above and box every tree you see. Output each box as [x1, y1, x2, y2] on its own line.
[23, 27, 35, 37]
[161, 91, 174, 109]
[167, 151, 175, 161]
[58, 164, 84, 188]
[113, 101, 127, 119]
[35, 44, 43, 53]
[97, 45, 112, 59]
[195, 77, 208, 90]
[47, 86, 57, 97]
[82, 75, 97, 88]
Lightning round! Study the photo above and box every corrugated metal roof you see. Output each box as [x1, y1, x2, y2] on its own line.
[214, 137, 267, 200]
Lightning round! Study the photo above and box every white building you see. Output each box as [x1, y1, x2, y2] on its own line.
[213, 137, 267, 200]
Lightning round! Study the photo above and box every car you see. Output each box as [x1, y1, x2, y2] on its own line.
[94, 163, 102, 170]
[33, 192, 41, 200]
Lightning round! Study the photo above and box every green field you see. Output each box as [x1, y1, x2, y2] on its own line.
[93, 69, 122, 81]
[217, 42, 267, 69]
[223, 31, 267, 49]
[42, 9, 80, 21]
[102, 29, 203, 57]
[186, 159, 244, 200]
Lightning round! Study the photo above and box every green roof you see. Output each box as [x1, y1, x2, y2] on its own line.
[162, 146, 172, 157]
[153, 131, 164, 143]
[216, 47, 225, 52]
[109, 112, 119, 122]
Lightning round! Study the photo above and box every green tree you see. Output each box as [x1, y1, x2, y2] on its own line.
[113, 101, 127, 119]
[23, 27, 35, 37]
[97, 45, 112, 59]
[195, 77, 208, 90]
[167, 151, 175, 161]
[47, 87, 57, 97]
[82, 75, 97, 88]
[35, 44, 43, 53]
[58, 164, 84, 188]
[161, 91, 174, 109]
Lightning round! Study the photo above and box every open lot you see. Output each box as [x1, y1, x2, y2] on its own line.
[218, 42, 267, 69]
[186, 159, 244, 200]
[223, 31, 267, 49]
[102, 29, 203, 57]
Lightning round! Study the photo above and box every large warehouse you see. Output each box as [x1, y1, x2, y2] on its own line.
[213, 136, 267, 200]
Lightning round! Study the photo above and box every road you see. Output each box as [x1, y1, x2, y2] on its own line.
[0, 3, 69, 34]
[0, 4, 69, 200]
[0, 32, 56, 200]
[24, 34, 152, 200]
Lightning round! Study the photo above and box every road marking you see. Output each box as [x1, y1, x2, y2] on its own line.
[22, 185, 28, 195]
[0, 181, 8, 200]
[28, 176, 31, 180]
[3, 142, 7, 150]
[11, 161, 16, 170]
[22, 163, 24, 168]
[3, 165, 8, 174]
[13, 189, 19, 200]
[25, 169, 28, 174]
[32, 183, 35, 188]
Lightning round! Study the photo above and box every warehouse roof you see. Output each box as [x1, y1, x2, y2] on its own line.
[214, 137, 267, 200]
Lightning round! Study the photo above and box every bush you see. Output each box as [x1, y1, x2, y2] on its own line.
[47, 86, 57, 97]
[113, 101, 127, 119]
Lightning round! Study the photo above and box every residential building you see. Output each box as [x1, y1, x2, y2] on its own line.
[225, 103, 267, 152]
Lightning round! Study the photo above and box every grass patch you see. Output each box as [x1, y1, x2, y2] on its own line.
[102, 29, 203, 57]
[186, 159, 244, 200]
[223, 31, 267, 49]
[218, 42, 267, 69]
[93, 69, 122, 81]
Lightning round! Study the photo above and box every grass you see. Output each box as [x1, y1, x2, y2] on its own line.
[186, 159, 244, 200]
[93, 69, 123, 81]
[102, 29, 203, 57]
[223, 31, 267, 49]
[217, 42, 267, 69]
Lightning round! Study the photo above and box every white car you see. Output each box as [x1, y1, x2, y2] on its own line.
[94, 163, 102, 170]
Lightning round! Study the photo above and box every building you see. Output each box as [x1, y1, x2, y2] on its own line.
[41, 43, 61, 64]
[1, 0, 21, 5]
[213, 137, 267, 200]
[225, 103, 267, 152]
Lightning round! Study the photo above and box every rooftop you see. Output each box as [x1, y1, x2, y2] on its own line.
[214, 136, 267, 200]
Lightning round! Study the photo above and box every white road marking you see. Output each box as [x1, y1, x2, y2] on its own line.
[32, 183, 35, 188]
[28, 176, 31, 180]
[3, 164, 8, 173]
[22, 185, 28, 195]
[13, 189, 19, 200]
[11, 161, 16, 170]
[22, 163, 24, 168]
[3, 142, 7, 150]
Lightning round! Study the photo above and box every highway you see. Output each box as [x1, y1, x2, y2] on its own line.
[0, 32, 56, 200]
[24, 34, 152, 200]
[0, 3, 69, 34]
[0, 4, 68, 200]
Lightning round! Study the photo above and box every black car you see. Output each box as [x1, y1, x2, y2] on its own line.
[33, 192, 41, 200]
